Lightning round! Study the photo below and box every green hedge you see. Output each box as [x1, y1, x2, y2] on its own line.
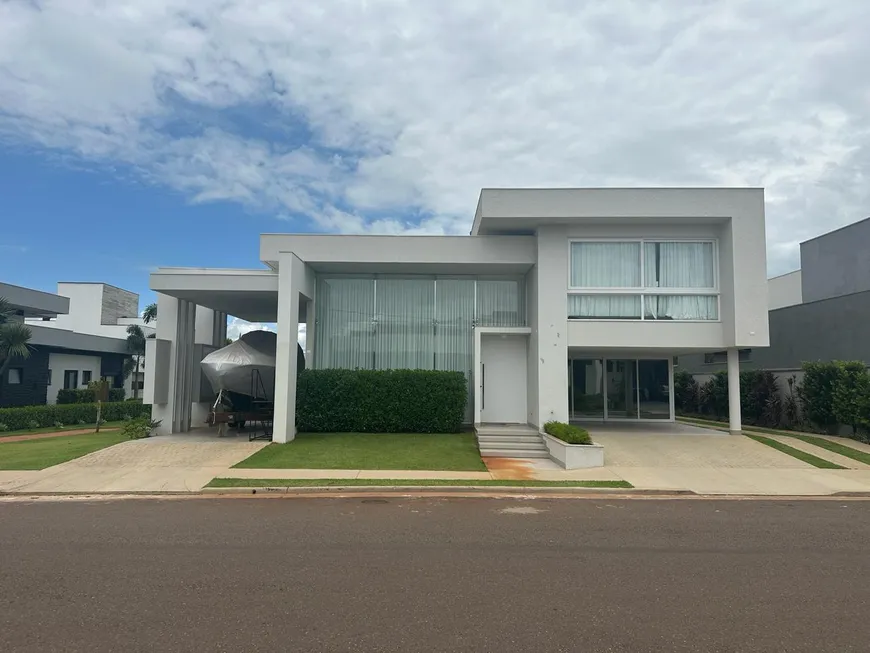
[296, 369, 467, 433]
[0, 401, 151, 431]
[57, 388, 126, 404]
[543, 421, 592, 445]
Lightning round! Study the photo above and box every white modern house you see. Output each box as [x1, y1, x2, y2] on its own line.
[26, 282, 156, 399]
[145, 188, 769, 442]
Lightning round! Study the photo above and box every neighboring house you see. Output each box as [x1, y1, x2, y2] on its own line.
[145, 188, 769, 439]
[26, 283, 156, 399]
[679, 215, 870, 377]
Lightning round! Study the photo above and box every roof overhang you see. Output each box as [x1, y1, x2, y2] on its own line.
[150, 268, 279, 322]
[259, 234, 535, 275]
[472, 188, 760, 235]
[0, 282, 69, 318]
[28, 324, 127, 354]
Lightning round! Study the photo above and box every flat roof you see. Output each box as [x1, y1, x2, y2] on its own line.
[0, 282, 69, 318]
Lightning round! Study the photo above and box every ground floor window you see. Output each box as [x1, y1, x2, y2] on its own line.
[569, 358, 671, 421]
[63, 370, 78, 390]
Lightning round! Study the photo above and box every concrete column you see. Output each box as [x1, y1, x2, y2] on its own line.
[191, 306, 218, 428]
[150, 293, 178, 434]
[272, 254, 301, 443]
[727, 348, 742, 433]
[535, 227, 569, 424]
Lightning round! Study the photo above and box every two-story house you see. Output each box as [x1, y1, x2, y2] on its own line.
[145, 188, 770, 443]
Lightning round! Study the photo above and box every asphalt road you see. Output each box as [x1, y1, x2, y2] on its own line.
[2, 495, 870, 652]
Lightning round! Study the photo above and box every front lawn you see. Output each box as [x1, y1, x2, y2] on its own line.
[0, 432, 127, 470]
[208, 478, 633, 488]
[0, 421, 125, 439]
[234, 432, 487, 471]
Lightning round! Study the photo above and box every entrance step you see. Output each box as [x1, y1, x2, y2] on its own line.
[475, 424, 550, 460]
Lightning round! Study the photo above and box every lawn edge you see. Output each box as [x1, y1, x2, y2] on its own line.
[745, 433, 845, 469]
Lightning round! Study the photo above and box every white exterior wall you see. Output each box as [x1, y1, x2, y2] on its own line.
[46, 353, 102, 404]
[768, 270, 803, 310]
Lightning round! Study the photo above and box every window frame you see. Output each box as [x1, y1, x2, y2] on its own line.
[82, 370, 93, 385]
[568, 238, 720, 322]
[8, 368, 23, 385]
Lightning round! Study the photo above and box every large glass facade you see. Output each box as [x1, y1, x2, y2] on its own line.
[569, 357, 672, 421]
[314, 276, 526, 422]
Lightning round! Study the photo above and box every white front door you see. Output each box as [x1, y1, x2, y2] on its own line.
[480, 334, 528, 424]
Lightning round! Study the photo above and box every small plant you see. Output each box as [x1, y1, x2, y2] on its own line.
[122, 414, 132, 421]
[27, 420, 40, 430]
[0, 423, 9, 432]
[122, 417, 162, 440]
[543, 421, 592, 445]
[53, 421, 65, 429]
[783, 376, 802, 428]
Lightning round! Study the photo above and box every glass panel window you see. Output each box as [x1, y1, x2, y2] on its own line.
[644, 242, 714, 288]
[638, 360, 670, 419]
[606, 360, 638, 419]
[314, 278, 375, 369]
[570, 359, 605, 418]
[8, 368, 22, 384]
[568, 295, 641, 319]
[435, 280, 475, 423]
[644, 295, 718, 320]
[374, 279, 435, 370]
[476, 280, 525, 326]
[570, 242, 641, 288]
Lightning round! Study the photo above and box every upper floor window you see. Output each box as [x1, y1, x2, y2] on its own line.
[569, 240, 718, 321]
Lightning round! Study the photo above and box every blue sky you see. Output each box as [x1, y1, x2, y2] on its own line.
[1, 0, 869, 331]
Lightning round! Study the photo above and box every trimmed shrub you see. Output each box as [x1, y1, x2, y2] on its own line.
[798, 361, 841, 433]
[543, 421, 592, 445]
[122, 417, 162, 440]
[109, 388, 126, 402]
[295, 369, 467, 433]
[0, 402, 151, 431]
[740, 370, 780, 427]
[57, 387, 126, 404]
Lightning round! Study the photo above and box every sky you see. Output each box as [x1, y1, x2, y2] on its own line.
[1, 0, 869, 338]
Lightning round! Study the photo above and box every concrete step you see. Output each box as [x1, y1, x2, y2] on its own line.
[476, 435, 544, 445]
[479, 448, 551, 459]
[475, 425, 539, 437]
[477, 439, 547, 451]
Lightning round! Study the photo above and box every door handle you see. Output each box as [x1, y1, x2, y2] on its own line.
[481, 363, 485, 411]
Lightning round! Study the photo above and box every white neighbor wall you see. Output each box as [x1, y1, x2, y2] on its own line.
[46, 353, 102, 404]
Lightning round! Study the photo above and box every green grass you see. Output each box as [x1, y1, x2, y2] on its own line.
[0, 432, 128, 470]
[781, 434, 870, 466]
[234, 432, 488, 471]
[0, 421, 125, 439]
[745, 434, 845, 469]
[207, 478, 633, 489]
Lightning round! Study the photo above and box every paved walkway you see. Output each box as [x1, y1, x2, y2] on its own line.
[0, 427, 121, 443]
[0, 434, 266, 493]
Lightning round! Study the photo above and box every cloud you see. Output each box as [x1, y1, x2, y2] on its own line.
[225, 317, 305, 347]
[2, 0, 870, 273]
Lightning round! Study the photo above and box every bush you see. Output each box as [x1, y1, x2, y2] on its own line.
[740, 370, 780, 427]
[699, 372, 729, 419]
[122, 417, 162, 440]
[53, 421, 64, 429]
[295, 369, 467, 433]
[57, 387, 126, 404]
[832, 361, 870, 437]
[0, 423, 8, 432]
[799, 362, 841, 433]
[673, 370, 699, 413]
[543, 421, 592, 445]
[0, 402, 152, 431]
[27, 420, 39, 430]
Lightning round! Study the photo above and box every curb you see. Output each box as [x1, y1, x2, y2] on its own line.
[198, 485, 694, 496]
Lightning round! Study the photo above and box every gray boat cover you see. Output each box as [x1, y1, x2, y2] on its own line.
[200, 330, 276, 398]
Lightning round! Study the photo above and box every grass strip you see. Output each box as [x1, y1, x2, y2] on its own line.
[745, 434, 845, 469]
[207, 478, 633, 489]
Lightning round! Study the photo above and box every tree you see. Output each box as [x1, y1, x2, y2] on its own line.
[0, 297, 32, 402]
[123, 324, 146, 400]
[142, 303, 157, 325]
[831, 361, 870, 437]
[798, 361, 841, 433]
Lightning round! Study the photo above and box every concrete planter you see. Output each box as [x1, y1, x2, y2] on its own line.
[541, 433, 605, 469]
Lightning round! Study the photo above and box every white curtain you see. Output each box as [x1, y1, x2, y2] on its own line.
[568, 294, 641, 319]
[477, 280, 524, 326]
[644, 242, 714, 288]
[435, 279, 475, 422]
[374, 279, 434, 370]
[571, 242, 641, 287]
[314, 278, 375, 369]
[644, 295, 718, 320]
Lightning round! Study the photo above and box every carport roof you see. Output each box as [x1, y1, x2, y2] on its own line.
[150, 268, 278, 323]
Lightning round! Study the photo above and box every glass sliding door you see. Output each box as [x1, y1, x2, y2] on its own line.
[638, 360, 670, 419]
[605, 360, 638, 419]
[570, 359, 605, 419]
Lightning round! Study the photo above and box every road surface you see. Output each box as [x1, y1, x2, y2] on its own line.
[1, 495, 869, 652]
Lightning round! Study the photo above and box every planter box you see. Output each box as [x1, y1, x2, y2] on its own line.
[541, 433, 604, 469]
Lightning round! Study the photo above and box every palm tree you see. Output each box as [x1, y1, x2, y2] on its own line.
[0, 297, 32, 402]
[142, 303, 157, 325]
[123, 324, 146, 400]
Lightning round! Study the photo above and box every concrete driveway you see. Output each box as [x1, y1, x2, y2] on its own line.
[0, 432, 266, 493]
